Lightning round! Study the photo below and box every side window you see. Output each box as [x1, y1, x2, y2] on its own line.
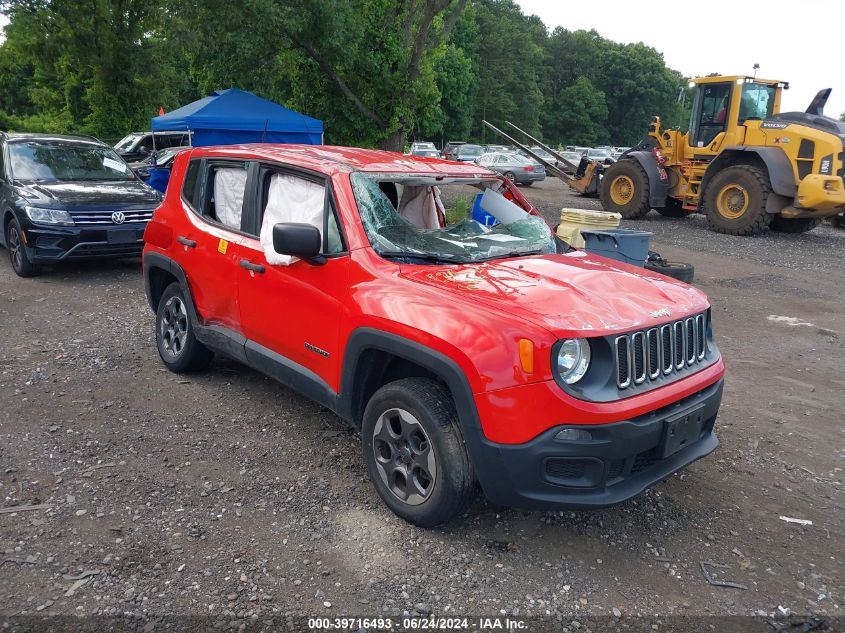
[182, 159, 201, 204]
[257, 170, 345, 265]
[200, 161, 249, 231]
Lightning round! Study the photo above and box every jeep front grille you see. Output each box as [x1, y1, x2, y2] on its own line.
[615, 313, 708, 390]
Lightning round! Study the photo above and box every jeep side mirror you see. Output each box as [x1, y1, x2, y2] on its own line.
[272, 222, 325, 265]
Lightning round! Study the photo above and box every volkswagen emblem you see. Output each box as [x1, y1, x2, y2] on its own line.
[111, 211, 126, 224]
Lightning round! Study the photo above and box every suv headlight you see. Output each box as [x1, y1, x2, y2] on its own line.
[555, 338, 591, 384]
[25, 206, 74, 226]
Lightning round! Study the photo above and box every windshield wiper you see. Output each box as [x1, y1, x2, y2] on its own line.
[474, 249, 545, 262]
[378, 251, 468, 264]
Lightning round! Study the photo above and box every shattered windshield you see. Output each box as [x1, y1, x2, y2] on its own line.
[350, 173, 557, 264]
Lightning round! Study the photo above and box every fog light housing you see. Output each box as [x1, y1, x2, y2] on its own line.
[554, 428, 593, 442]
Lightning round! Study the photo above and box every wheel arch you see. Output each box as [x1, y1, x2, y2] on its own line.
[701, 147, 796, 201]
[1, 207, 17, 247]
[622, 151, 669, 207]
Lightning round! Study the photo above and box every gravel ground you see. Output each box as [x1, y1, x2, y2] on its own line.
[0, 178, 843, 632]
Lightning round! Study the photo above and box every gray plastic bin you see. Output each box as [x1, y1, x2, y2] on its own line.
[581, 229, 652, 267]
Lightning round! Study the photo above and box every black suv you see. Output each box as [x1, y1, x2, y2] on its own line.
[1, 133, 162, 277]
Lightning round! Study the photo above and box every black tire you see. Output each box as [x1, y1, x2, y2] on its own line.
[503, 171, 516, 182]
[831, 213, 845, 229]
[599, 159, 651, 219]
[769, 216, 823, 233]
[656, 197, 688, 218]
[362, 377, 477, 527]
[702, 165, 773, 235]
[644, 260, 695, 283]
[155, 282, 213, 373]
[5, 218, 40, 277]
[521, 181, 533, 187]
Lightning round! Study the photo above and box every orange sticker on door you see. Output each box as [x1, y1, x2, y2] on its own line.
[217, 238, 228, 254]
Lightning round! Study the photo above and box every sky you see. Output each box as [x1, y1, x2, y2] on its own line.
[517, 0, 845, 120]
[2, 2, 844, 120]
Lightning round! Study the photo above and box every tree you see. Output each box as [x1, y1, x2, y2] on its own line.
[551, 77, 607, 146]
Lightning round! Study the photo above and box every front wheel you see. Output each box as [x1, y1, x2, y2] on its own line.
[503, 171, 516, 182]
[6, 218, 40, 277]
[703, 165, 773, 235]
[155, 282, 213, 373]
[362, 377, 477, 527]
[599, 159, 651, 218]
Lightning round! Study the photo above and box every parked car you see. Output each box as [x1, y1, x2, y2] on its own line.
[1, 132, 162, 277]
[476, 152, 545, 185]
[409, 141, 437, 154]
[452, 144, 484, 162]
[483, 144, 509, 153]
[409, 149, 440, 158]
[114, 131, 190, 162]
[142, 144, 724, 526]
[611, 147, 631, 161]
[586, 147, 615, 164]
[128, 146, 191, 180]
[557, 150, 585, 171]
[441, 141, 466, 160]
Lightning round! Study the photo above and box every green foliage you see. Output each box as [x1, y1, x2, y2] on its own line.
[840, 111, 845, 123]
[0, 0, 690, 149]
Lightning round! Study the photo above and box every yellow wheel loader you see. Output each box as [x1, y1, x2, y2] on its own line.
[600, 76, 845, 235]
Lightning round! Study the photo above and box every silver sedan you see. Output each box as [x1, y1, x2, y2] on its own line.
[474, 152, 545, 185]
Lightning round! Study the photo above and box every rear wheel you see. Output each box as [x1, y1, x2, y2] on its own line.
[6, 218, 40, 278]
[769, 216, 823, 233]
[503, 171, 516, 182]
[600, 159, 651, 218]
[703, 165, 773, 235]
[155, 282, 213, 373]
[362, 377, 477, 527]
[656, 197, 688, 218]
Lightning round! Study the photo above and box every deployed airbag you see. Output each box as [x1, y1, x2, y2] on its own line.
[260, 174, 325, 266]
[213, 168, 247, 230]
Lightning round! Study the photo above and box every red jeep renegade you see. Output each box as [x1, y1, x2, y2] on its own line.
[142, 145, 725, 527]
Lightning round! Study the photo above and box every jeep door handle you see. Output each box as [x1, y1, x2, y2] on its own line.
[239, 259, 265, 274]
[177, 236, 196, 248]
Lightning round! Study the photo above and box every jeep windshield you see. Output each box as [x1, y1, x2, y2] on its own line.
[9, 141, 135, 182]
[350, 172, 557, 264]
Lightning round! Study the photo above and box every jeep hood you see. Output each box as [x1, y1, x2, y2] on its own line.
[16, 180, 160, 209]
[399, 251, 709, 335]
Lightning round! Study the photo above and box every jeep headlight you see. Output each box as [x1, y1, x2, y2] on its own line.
[555, 338, 591, 384]
[25, 206, 74, 226]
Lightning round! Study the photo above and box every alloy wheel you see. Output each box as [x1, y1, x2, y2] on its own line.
[159, 295, 189, 359]
[8, 225, 23, 272]
[371, 407, 436, 506]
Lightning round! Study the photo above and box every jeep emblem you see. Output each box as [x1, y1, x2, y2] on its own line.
[650, 308, 671, 318]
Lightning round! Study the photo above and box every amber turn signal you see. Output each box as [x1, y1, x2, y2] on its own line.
[518, 338, 534, 374]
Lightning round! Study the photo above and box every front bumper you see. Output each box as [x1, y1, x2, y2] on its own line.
[21, 224, 147, 263]
[473, 379, 722, 510]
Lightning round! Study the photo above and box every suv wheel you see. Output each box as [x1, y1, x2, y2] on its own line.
[155, 282, 213, 372]
[6, 218, 40, 277]
[362, 377, 477, 527]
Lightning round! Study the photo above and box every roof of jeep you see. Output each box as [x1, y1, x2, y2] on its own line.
[186, 144, 494, 177]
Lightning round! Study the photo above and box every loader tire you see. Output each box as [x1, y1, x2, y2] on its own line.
[831, 213, 845, 229]
[769, 216, 823, 233]
[656, 197, 688, 218]
[600, 159, 651, 219]
[703, 165, 773, 236]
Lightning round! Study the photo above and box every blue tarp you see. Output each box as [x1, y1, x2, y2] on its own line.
[151, 88, 323, 146]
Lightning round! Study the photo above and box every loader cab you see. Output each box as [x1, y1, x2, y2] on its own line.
[686, 76, 783, 156]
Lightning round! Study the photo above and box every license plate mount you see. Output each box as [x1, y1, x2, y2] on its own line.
[660, 405, 705, 459]
[107, 230, 137, 244]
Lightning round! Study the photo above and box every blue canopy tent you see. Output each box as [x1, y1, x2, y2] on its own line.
[150, 88, 324, 146]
